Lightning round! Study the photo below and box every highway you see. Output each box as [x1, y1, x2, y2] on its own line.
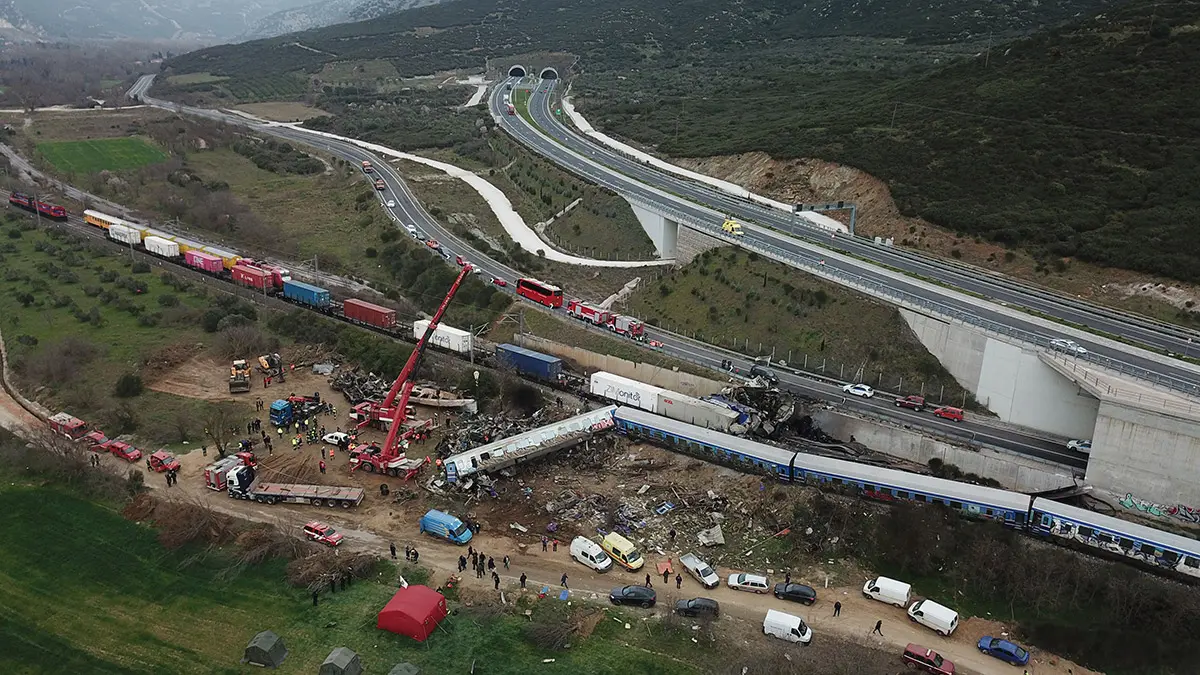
[491, 78, 1200, 397]
[116, 75, 1086, 469]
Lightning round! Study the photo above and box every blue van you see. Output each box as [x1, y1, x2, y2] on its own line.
[418, 509, 473, 545]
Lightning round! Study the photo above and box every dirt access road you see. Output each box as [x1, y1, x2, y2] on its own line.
[150, 446, 1096, 675]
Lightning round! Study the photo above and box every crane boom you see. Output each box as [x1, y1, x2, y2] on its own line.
[376, 265, 473, 456]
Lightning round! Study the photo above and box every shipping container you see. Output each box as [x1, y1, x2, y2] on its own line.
[589, 372, 664, 413]
[202, 246, 242, 270]
[414, 319, 472, 354]
[107, 223, 143, 245]
[184, 249, 225, 274]
[232, 265, 273, 290]
[657, 392, 739, 432]
[143, 235, 180, 258]
[496, 343, 563, 380]
[344, 298, 397, 329]
[282, 280, 332, 308]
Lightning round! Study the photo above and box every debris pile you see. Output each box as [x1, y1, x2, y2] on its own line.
[330, 370, 391, 404]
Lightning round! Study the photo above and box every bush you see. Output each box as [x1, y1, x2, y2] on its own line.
[131, 261, 151, 274]
[157, 294, 180, 307]
[364, 247, 378, 258]
[113, 373, 144, 398]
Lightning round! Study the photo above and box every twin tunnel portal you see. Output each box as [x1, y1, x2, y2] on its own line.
[508, 65, 558, 79]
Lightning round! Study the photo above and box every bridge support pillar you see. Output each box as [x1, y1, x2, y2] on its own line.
[627, 200, 680, 259]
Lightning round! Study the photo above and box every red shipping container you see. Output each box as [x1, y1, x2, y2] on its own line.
[232, 265, 272, 290]
[344, 298, 396, 329]
[185, 250, 224, 273]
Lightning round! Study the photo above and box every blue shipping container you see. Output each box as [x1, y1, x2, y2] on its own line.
[496, 343, 562, 380]
[282, 280, 332, 308]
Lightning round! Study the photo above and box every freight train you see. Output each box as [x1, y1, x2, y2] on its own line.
[612, 405, 1200, 582]
[8, 192, 68, 221]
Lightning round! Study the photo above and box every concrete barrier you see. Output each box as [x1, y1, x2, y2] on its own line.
[812, 409, 1076, 493]
[513, 334, 726, 398]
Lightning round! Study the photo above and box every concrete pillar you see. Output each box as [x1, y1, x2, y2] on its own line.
[627, 201, 680, 259]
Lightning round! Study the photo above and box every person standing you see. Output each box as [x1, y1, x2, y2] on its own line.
[319, 460, 326, 474]
[785, 572, 791, 585]
[663, 569, 670, 584]
[675, 574, 682, 590]
[871, 620, 883, 636]
[493, 572, 501, 590]
[390, 543, 397, 559]
[503, 555, 510, 570]
[520, 573, 527, 589]
[541, 536, 548, 552]
[645, 574, 652, 588]
[552, 539, 558, 552]
[560, 573, 568, 589]
[668, 528, 676, 543]
[487, 557, 495, 572]
[411, 549, 419, 563]
[834, 601, 842, 617]
[458, 555, 467, 572]
[201, 445, 207, 457]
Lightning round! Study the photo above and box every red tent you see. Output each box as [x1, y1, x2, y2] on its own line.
[377, 585, 448, 642]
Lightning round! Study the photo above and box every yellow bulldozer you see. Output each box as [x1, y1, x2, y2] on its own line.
[228, 359, 251, 394]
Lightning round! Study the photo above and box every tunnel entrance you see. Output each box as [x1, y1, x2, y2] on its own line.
[540, 67, 559, 80]
[508, 65, 527, 77]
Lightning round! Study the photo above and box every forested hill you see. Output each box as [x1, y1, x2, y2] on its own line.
[582, 0, 1200, 282]
[167, 0, 1113, 79]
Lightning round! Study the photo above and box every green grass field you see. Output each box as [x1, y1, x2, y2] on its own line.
[36, 137, 167, 173]
[0, 483, 711, 674]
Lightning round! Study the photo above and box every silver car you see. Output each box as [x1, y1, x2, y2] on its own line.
[1050, 338, 1088, 355]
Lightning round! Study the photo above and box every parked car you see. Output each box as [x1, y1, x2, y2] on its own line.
[386, 200, 396, 208]
[609, 585, 656, 608]
[303, 521, 343, 547]
[323, 431, 353, 447]
[680, 553, 720, 589]
[843, 383, 875, 398]
[894, 395, 925, 410]
[674, 597, 720, 618]
[105, 441, 143, 462]
[932, 406, 965, 422]
[749, 364, 779, 384]
[1067, 439, 1092, 453]
[902, 644, 955, 674]
[977, 637, 1030, 666]
[425, 239, 440, 250]
[773, 583, 817, 605]
[648, 339, 665, 350]
[1050, 338, 1088, 355]
[727, 573, 770, 594]
[491, 277, 508, 287]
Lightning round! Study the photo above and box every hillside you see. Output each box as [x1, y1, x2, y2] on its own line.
[241, 0, 448, 40]
[578, 0, 1200, 282]
[0, 0, 315, 42]
[166, 0, 1115, 81]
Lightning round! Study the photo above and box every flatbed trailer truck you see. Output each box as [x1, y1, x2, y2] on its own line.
[227, 465, 365, 508]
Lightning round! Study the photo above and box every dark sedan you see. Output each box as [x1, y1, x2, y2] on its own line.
[674, 597, 720, 618]
[773, 583, 817, 605]
[610, 585, 657, 608]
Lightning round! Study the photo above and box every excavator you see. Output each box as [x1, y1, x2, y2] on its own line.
[348, 265, 473, 475]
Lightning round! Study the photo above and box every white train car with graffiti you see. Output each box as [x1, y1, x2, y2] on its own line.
[611, 405, 1200, 581]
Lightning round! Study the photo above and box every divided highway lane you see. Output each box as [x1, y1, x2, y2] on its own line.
[127, 79, 1082, 468]
[496, 80, 1200, 394]
[523, 81, 1200, 352]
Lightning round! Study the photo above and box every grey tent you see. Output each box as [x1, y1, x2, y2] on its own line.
[242, 630, 287, 668]
[388, 664, 420, 675]
[319, 647, 363, 675]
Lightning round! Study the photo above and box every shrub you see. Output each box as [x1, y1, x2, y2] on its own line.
[114, 373, 144, 398]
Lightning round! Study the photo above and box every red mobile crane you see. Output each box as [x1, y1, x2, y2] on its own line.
[348, 265, 473, 474]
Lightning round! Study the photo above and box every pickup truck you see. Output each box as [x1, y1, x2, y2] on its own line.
[680, 552, 720, 589]
[894, 395, 925, 411]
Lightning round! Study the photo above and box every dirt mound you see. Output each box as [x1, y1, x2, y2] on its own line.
[142, 343, 206, 381]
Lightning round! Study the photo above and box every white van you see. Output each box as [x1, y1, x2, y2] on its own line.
[569, 536, 613, 572]
[862, 576, 911, 607]
[762, 609, 811, 644]
[907, 599, 959, 636]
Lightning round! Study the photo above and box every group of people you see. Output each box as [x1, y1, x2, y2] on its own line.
[164, 468, 180, 486]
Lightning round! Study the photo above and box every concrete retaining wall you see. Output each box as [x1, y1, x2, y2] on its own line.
[812, 409, 1076, 493]
[675, 222, 726, 264]
[1087, 400, 1200, 506]
[514, 334, 726, 397]
[902, 309, 1098, 438]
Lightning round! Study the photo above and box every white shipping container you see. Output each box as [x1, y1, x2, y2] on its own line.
[144, 235, 180, 258]
[413, 319, 473, 354]
[108, 223, 143, 245]
[658, 392, 739, 432]
[589, 371, 664, 413]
